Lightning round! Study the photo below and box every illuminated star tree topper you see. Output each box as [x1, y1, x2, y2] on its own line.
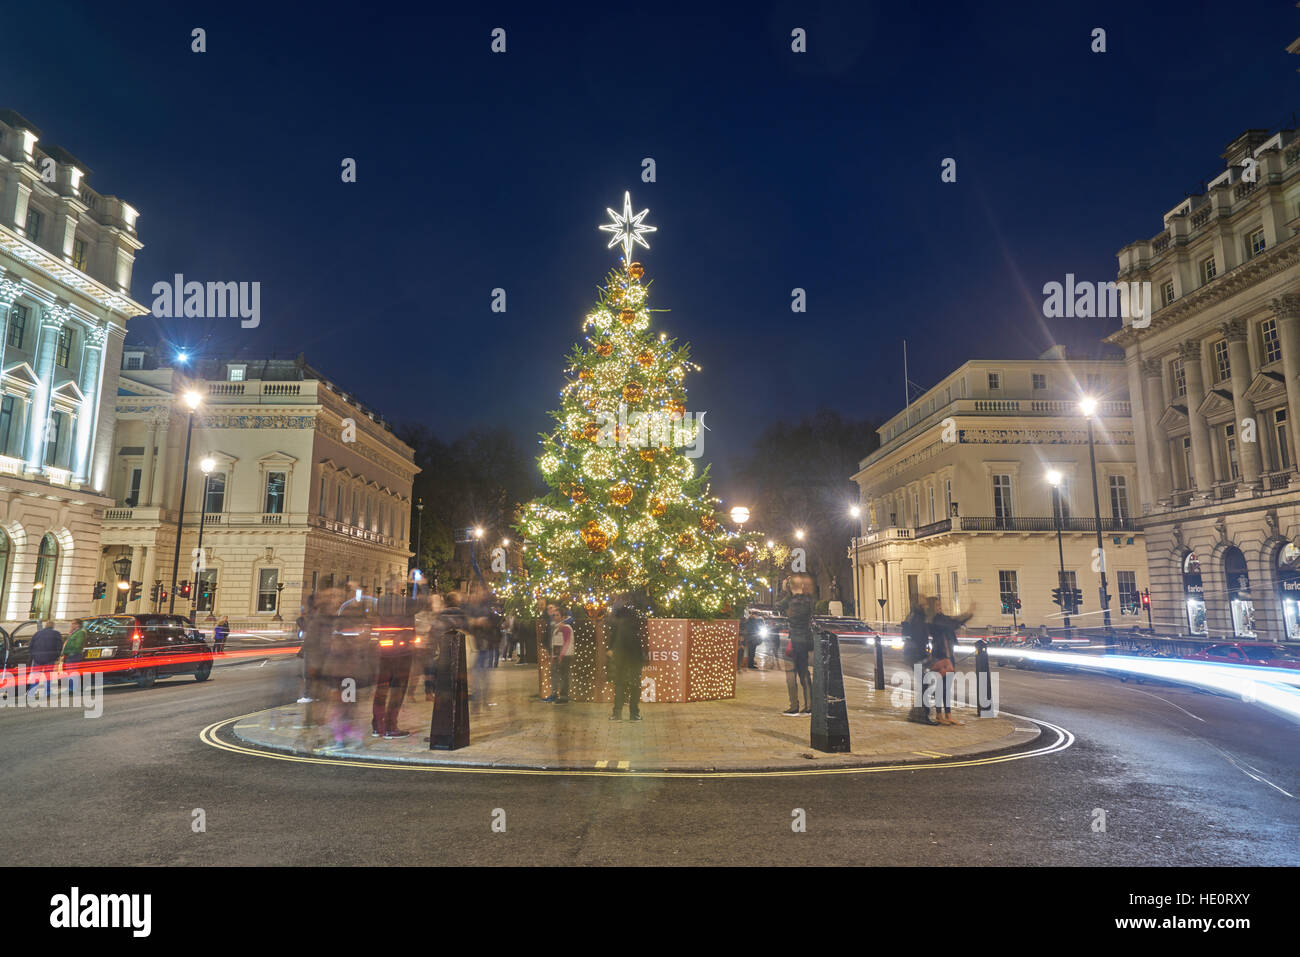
[598, 190, 657, 264]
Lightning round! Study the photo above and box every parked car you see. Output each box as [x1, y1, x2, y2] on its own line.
[1186, 642, 1300, 671]
[78, 614, 214, 687]
[0, 620, 42, 673]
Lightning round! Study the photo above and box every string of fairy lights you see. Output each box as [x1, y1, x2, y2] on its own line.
[498, 193, 769, 620]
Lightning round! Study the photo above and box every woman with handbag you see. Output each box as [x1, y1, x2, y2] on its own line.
[925, 597, 975, 725]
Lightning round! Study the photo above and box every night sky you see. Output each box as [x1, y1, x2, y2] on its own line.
[4, 1, 1297, 495]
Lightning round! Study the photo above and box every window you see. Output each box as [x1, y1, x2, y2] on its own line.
[55, 329, 71, 368]
[1183, 436, 1195, 489]
[928, 485, 935, 523]
[1061, 569, 1079, 601]
[1262, 318, 1282, 365]
[123, 353, 143, 370]
[1213, 340, 1230, 381]
[352, 491, 359, 526]
[256, 568, 279, 612]
[1051, 477, 1071, 521]
[1117, 570, 1139, 615]
[228, 366, 246, 382]
[1225, 424, 1239, 480]
[911, 490, 919, 527]
[950, 571, 959, 611]
[126, 468, 142, 506]
[1032, 373, 1047, 391]
[264, 471, 286, 514]
[0, 396, 14, 455]
[987, 372, 1001, 391]
[1109, 475, 1129, 521]
[365, 495, 372, 531]
[29, 533, 57, 619]
[7, 303, 27, 349]
[998, 570, 1019, 615]
[319, 477, 327, 516]
[1276, 408, 1291, 470]
[72, 239, 88, 271]
[205, 472, 226, 513]
[944, 479, 952, 517]
[336, 485, 343, 521]
[1201, 256, 1217, 283]
[993, 474, 1013, 525]
[1171, 358, 1186, 398]
[24, 208, 41, 241]
[1247, 228, 1266, 258]
[43, 412, 64, 467]
[1162, 280, 1175, 305]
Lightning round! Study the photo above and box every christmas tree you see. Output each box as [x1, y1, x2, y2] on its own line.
[502, 192, 763, 619]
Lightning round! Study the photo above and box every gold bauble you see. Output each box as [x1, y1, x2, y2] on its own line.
[596, 342, 613, 357]
[622, 383, 644, 403]
[737, 548, 752, 564]
[568, 484, 587, 504]
[610, 483, 634, 506]
[628, 262, 645, 279]
[700, 515, 717, 532]
[677, 532, 695, 549]
[639, 449, 656, 462]
[582, 520, 608, 552]
[578, 368, 593, 381]
[669, 400, 687, 418]
[650, 497, 666, 517]
[636, 350, 654, 368]
[583, 422, 601, 442]
[619, 309, 637, 326]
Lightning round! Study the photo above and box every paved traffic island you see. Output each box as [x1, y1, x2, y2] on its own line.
[229, 657, 1040, 772]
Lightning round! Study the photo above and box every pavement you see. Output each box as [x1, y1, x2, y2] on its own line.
[229, 657, 1039, 772]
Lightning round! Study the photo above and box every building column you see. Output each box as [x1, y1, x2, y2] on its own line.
[149, 418, 171, 507]
[25, 305, 67, 472]
[72, 324, 107, 483]
[140, 545, 158, 611]
[1223, 318, 1262, 485]
[1272, 295, 1300, 469]
[0, 272, 21, 381]
[1179, 339, 1215, 491]
[140, 421, 158, 505]
[1139, 358, 1173, 502]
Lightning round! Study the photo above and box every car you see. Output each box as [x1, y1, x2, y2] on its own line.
[1185, 642, 1300, 670]
[812, 616, 877, 641]
[74, 614, 214, 688]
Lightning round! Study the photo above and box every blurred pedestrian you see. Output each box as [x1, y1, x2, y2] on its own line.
[27, 620, 62, 699]
[370, 592, 415, 739]
[777, 583, 813, 715]
[213, 617, 230, 654]
[324, 587, 371, 748]
[500, 612, 516, 662]
[925, 596, 975, 726]
[301, 588, 340, 730]
[606, 594, 645, 721]
[901, 601, 935, 725]
[542, 602, 572, 703]
[740, 608, 763, 670]
[60, 618, 87, 696]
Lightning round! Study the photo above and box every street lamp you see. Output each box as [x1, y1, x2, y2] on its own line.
[1046, 469, 1071, 631]
[169, 390, 202, 614]
[192, 455, 216, 623]
[729, 506, 750, 617]
[113, 554, 131, 612]
[1079, 396, 1113, 641]
[413, 498, 424, 596]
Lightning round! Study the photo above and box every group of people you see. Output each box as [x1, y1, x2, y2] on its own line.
[24, 618, 87, 697]
[541, 594, 646, 721]
[902, 596, 976, 726]
[735, 578, 817, 717]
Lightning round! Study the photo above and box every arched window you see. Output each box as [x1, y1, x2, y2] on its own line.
[29, 533, 58, 620]
[1181, 551, 1207, 636]
[1223, 546, 1255, 637]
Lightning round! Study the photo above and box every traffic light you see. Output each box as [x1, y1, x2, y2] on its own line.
[149, 582, 160, 603]
[1071, 588, 1083, 613]
[130, 580, 143, 601]
[1014, 598, 1022, 611]
[160, 589, 168, 604]
[1141, 589, 1151, 608]
[92, 581, 107, 600]
[179, 580, 191, 599]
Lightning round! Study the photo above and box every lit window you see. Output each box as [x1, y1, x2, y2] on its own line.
[1201, 256, 1217, 283]
[987, 372, 1000, 391]
[1213, 340, 1231, 381]
[228, 366, 246, 382]
[72, 239, 88, 271]
[1171, 358, 1186, 398]
[1262, 318, 1281, 365]
[1032, 373, 1047, 391]
[1247, 228, 1266, 258]
[1162, 280, 1175, 305]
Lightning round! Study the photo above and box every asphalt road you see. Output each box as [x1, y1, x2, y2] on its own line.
[1, 647, 1296, 866]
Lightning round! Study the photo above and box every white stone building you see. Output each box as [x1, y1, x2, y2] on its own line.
[97, 350, 416, 623]
[849, 352, 1149, 631]
[0, 110, 144, 626]
[1107, 125, 1300, 639]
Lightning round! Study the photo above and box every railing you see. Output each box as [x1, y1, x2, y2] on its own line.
[1288, 146, 1300, 168]
[1213, 481, 1238, 500]
[1233, 181, 1258, 201]
[208, 383, 245, 396]
[912, 518, 952, 538]
[0, 455, 23, 476]
[263, 383, 301, 396]
[1152, 232, 1171, 253]
[1191, 207, 1212, 228]
[104, 508, 133, 521]
[203, 512, 224, 524]
[1265, 470, 1293, 491]
[261, 513, 283, 525]
[956, 516, 1139, 533]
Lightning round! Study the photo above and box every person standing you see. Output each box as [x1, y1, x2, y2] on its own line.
[370, 595, 415, 739]
[925, 596, 975, 726]
[778, 586, 814, 715]
[606, 595, 644, 721]
[60, 619, 87, 696]
[740, 609, 763, 669]
[213, 617, 230, 654]
[901, 601, 936, 725]
[542, 603, 572, 703]
[27, 620, 63, 699]
[500, 613, 516, 662]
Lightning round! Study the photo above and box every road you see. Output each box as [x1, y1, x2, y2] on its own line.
[1, 647, 1296, 866]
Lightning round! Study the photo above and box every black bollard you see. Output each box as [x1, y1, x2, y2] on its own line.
[811, 628, 851, 753]
[974, 638, 991, 717]
[429, 629, 469, 749]
[873, 633, 885, 691]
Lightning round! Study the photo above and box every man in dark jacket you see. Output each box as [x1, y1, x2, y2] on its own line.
[777, 588, 814, 715]
[28, 620, 63, 699]
[740, 610, 764, 669]
[901, 602, 935, 725]
[606, 595, 645, 721]
[924, 597, 975, 726]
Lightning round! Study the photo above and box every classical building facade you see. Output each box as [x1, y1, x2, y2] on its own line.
[1108, 125, 1300, 640]
[0, 110, 144, 626]
[849, 352, 1148, 630]
[97, 351, 416, 623]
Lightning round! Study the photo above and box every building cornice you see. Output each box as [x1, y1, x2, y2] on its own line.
[0, 224, 145, 323]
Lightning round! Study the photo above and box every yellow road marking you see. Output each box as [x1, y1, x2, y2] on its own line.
[199, 711, 1071, 779]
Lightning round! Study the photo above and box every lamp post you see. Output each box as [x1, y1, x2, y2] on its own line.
[191, 456, 215, 623]
[1046, 469, 1071, 631]
[849, 505, 861, 618]
[730, 506, 749, 613]
[1079, 396, 1113, 642]
[113, 554, 131, 613]
[168, 390, 202, 614]
[766, 539, 776, 606]
[413, 498, 424, 596]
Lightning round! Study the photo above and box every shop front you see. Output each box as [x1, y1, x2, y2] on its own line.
[1182, 551, 1208, 636]
[1277, 543, 1300, 640]
[1223, 547, 1256, 638]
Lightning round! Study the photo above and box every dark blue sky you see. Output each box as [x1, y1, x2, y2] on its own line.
[4, 1, 1297, 493]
